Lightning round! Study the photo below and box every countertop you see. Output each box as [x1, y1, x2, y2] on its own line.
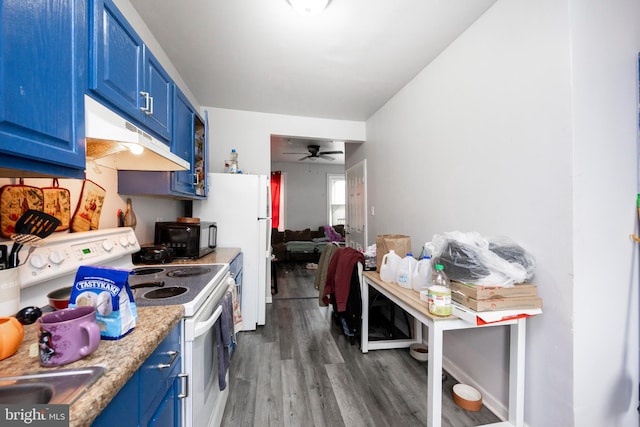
[0, 305, 184, 427]
[172, 247, 240, 265]
[136, 247, 241, 266]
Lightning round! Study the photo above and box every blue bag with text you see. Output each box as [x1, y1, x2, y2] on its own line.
[69, 266, 137, 340]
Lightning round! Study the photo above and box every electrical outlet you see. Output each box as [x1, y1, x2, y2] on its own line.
[370, 206, 375, 216]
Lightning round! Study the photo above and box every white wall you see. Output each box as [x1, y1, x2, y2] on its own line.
[358, 0, 640, 425]
[271, 161, 344, 231]
[204, 107, 365, 176]
[569, 0, 640, 425]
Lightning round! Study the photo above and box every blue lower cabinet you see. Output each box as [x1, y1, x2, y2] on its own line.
[147, 376, 182, 427]
[92, 371, 139, 427]
[93, 323, 183, 427]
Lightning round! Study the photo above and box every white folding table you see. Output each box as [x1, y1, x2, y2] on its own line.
[361, 271, 527, 427]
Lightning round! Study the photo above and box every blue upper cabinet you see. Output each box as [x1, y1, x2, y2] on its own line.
[90, 0, 172, 142]
[171, 88, 207, 197]
[0, 0, 86, 178]
[89, 0, 142, 121]
[118, 91, 208, 199]
[143, 48, 173, 140]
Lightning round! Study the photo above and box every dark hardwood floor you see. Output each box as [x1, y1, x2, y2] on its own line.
[222, 262, 501, 426]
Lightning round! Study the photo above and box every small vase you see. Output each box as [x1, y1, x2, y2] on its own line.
[123, 198, 137, 230]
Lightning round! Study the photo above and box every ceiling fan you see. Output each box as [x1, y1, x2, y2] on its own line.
[283, 144, 343, 161]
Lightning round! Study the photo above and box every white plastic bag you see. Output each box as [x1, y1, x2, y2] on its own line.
[430, 231, 535, 287]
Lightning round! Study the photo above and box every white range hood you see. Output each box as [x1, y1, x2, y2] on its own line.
[84, 95, 189, 171]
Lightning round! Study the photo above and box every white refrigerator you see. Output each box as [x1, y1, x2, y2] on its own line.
[193, 173, 271, 330]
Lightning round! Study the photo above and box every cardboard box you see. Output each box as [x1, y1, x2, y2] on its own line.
[450, 281, 537, 300]
[451, 292, 543, 312]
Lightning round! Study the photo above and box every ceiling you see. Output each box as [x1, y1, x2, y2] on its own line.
[128, 0, 497, 162]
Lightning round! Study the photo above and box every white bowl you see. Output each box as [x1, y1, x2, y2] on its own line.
[452, 383, 482, 411]
[409, 343, 428, 361]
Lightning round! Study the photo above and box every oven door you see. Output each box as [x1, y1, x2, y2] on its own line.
[183, 274, 231, 427]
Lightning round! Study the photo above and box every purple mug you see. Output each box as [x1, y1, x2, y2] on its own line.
[36, 306, 101, 366]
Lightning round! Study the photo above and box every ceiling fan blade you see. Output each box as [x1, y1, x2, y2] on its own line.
[318, 150, 343, 155]
[319, 154, 335, 160]
[298, 155, 312, 161]
[283, 152, 309, 155]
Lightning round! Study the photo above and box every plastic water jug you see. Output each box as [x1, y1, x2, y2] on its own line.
[379, 250, 401, 283]
[396, 253, 418, 289]
[412, 256, 432, 292]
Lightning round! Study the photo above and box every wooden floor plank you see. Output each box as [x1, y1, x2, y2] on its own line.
[281, 358, 313, 427]
[253, 342, 284, 426]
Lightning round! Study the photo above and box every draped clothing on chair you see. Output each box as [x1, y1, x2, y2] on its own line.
[315, 243, 340, 307]
[322, 247, 365, 312]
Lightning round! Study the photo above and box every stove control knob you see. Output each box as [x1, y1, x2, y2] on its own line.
[119, 236, 129, 247]
[127, 235, 137, 246]
[102, 240, 114, 252]
[48, 251, 64, 265]
[30, 254, 46, 269]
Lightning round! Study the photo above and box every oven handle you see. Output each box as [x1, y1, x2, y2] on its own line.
[194, 305, 223, 339]
[178, 373, 189, 399]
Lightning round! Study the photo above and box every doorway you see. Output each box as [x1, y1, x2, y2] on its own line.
[270, 135, 346, 231]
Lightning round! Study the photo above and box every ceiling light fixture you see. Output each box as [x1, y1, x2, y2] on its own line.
[287, 0, 331, 17]
[127, 143, 144, 155]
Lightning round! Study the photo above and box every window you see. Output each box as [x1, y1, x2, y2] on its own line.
[327, 174, 345, 225]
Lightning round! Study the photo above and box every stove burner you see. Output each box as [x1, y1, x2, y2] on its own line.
[166, 267, 211, 278]
[130, 281, 165, 289]
[131, 267, 164, 275]
[144, 287, 187, 299]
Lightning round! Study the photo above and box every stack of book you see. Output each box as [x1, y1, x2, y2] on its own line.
[450, 281, 542, 312]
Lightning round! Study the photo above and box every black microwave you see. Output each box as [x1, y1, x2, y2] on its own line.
[154, 221, 216, 259]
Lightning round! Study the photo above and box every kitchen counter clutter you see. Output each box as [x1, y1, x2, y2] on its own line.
[0, 305, 183, 427]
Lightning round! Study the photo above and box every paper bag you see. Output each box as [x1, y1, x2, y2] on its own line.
[376, 234, 412, 271]
[69, 266, 137, 340]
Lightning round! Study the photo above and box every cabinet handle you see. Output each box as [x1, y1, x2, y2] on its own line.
[158, 350, 179, 369]
[148, 95, 154, 116]
[140, 91, 151, 114]
[178, 373, 189, 399]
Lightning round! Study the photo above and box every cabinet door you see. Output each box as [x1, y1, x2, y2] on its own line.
[0, 0, 86, 178]
[170, 88, 196, 195]
[147, 374, 182, 427]
[90, 0, 143, 123]
[142, 48, 172, 141]
[140, 323, 182, 425]
[92, 371, 140, 427]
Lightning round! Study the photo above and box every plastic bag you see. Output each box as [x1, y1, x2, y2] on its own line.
[431, 231, 535, 287]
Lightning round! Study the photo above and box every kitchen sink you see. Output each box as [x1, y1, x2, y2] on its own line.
[0, 366, 105, 405]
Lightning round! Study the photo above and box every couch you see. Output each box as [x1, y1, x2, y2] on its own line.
[272, 225, 345, 262]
